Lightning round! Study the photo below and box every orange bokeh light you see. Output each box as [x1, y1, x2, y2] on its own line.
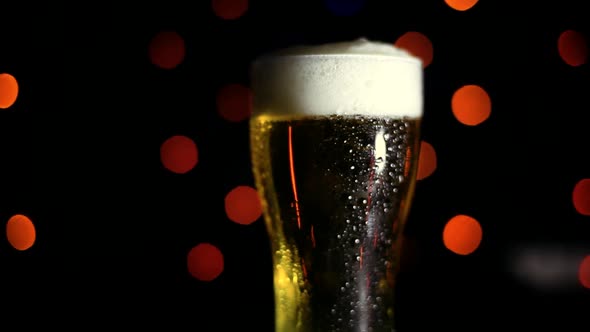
[444, 0, 479, 11]
[558, 30, 587, 67]
[395, 31, 433, 68]
[443, 214, 482, 255]
[187, 243, 224, 282]
[572, 178, 590, 216]
[148, 30, 186, 70]
[0, 73, 19, 109]
[417, 140, 437, 180]
[579, 255, 590, 289]
[160, 135, 198, 174]
[6, 214, 36, 251]
[451, 84, 491, 126]
[212, 0, 249, 20]
[216, 84, 252, 122]
[225, 185, 262, 225]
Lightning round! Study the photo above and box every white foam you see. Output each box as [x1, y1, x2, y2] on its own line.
[251, 38, 423, 118]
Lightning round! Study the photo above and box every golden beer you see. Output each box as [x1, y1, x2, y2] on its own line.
[250, 39, 423, 332]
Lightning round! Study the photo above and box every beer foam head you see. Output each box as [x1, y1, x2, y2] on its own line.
[251, 38, 423, 118]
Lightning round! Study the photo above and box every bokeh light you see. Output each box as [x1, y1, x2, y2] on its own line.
[558, 29, 588, 67]
[572, 178, 590, 216]
[394, 31, 433, 68]
[417, 140, 437, 180]
[225, 185, 262, 225]
[324, 0, 366, 16]
[6, 214, 36, 251]
[579, 255, 590, 289]
[216, 84, 252, 122]
[0, 73, 19, 109]
[212, 0, 249, 20]
[187, 243, 224, 281]
[444, 0, 479, 11]
[148, 30, 186, 70]
[443, 214, 482, 255]
[160, 135, 198, 174]
[451, 84, 491, 126]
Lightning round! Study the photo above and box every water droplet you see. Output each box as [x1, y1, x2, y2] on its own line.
[348, 195, 352, 200]
[350, 166, 355, 170]
[376, 157, 384, 163]
[356, 256, 361, 261]
[341, 287, 346, 292]
[350, 309, 356, 315]
[355, 239, 360, 244]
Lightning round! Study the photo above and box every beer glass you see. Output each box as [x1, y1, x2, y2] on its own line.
[249, 38, 423, 332]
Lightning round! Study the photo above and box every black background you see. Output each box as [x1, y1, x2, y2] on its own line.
[1, 0, 589, 330]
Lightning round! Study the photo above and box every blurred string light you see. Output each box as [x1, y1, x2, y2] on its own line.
[451, 85, 491, 126]
[225, 186, 262, 225]
[6, 214, 36, 251]
[0, 73, 18, 109]
[572, 179, 590, 216]
[417, 140, 437, 180]
[444, 0, 479, 11]
[160, 135, 199, 174]
[558, 30, 588, 67]
[394, 32, 433, 68]
[187, 243, 225, 281]
[323, 0, 366, 16]
[443, 214, 482, 255]
[148, 30, 186, 70]
[216, 84, 252, 122]
[211, 0, 249, 20]
[509, 245, 589, 291]
[579, 255, 590, 289]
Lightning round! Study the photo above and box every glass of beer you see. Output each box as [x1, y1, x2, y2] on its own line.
[249, 38, 423, 332]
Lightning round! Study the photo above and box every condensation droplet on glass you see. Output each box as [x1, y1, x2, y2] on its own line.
[346, 219, 350, 224]
[376, 157, 383, 163]
[352, 226, 357, 231]
[383, 208, 389, 212]
[398, 175, 404, 183]
[341, 287, 346, 292]
[348, 196, 353, 200]
[331, 309, 336, 314]
[350, 166, 355, 170]
[350, 309, 356, 315]
[355, 239, 360, 244]
[345, 282, 350, 287]
[362, 199, 367, 204]
[356, 256, 361, 261]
